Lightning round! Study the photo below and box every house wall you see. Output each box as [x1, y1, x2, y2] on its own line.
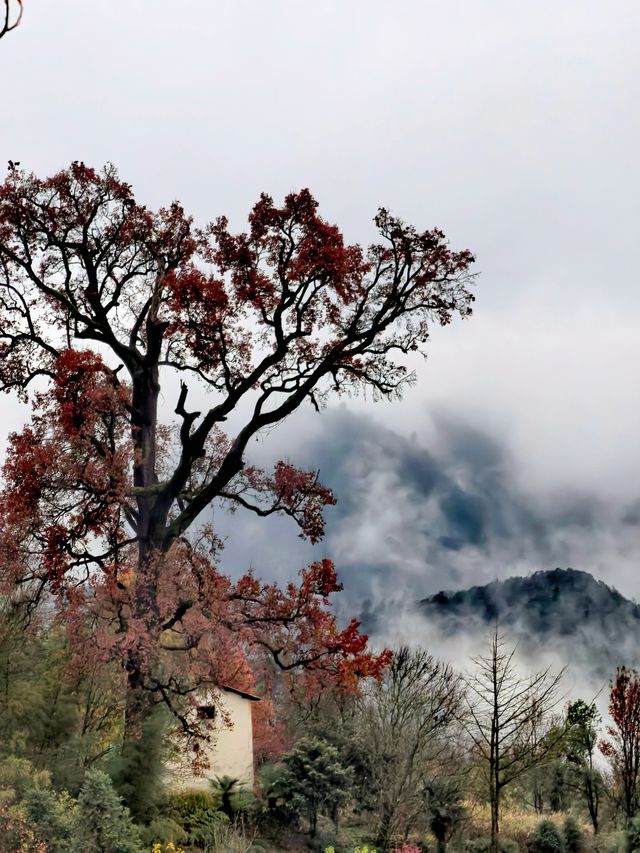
[167, 689, 255, 792]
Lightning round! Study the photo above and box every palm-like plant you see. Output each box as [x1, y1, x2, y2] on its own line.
[210, 775, 244, 819]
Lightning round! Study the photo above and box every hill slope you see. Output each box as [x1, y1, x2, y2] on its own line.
[419, 568, 640, 682]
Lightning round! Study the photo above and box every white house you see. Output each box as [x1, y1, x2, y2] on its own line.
[168, 685, 260, 791]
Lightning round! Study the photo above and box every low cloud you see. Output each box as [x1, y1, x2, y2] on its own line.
[217, 404, 640, 642]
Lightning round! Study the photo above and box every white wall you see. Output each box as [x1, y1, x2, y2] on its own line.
[167, 689, 256, 792]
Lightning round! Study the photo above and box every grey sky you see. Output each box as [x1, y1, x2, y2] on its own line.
[3, 1, 640, 604]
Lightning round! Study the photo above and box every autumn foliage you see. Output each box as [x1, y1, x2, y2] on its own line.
[599, 666, 640, 819]
[0, 162, 474, 738]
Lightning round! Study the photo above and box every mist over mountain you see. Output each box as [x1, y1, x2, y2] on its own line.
[419, 567, 640, 684]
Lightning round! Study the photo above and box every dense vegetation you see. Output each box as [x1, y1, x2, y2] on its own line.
[1, 604, 640, 853]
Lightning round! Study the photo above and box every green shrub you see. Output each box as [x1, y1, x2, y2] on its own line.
[325, 847, 378, 853]
[24, 787, 76, 852]
[70, 769, 142, 853]
[628, 817, 640, 853]
[209, 775, 255, 819]
[563, 816, 584, 853]
[529, 820, 564, 853]
[465, 838, 519, 853]
[0, 756, 49, 799]
[163, 789, 227, 847]
[139, 816, 187, 847]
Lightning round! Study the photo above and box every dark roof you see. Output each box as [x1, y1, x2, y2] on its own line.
[219, 684, 260, 702]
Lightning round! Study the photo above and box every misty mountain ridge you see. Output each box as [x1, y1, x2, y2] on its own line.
[419, 568, 640, 682]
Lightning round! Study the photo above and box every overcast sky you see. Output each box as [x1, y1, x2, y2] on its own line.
[3, 1, 640, 612]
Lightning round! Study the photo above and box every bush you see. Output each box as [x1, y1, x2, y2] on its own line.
[109, 708, 167, 822]
[465, 838, 519, 853]
[140, 817, 187, 847]
[628, 817, 640, 853]
[0, 756, 49, 799]
[529, 820, 564, 853]
[0, 798, 48, 853]
[209, 775, 255, 819]
[163, 789, 228, 847]
[24, 787, 76, 852]
[563, 816, 584, 853]
[325, 848, 378, 853]
[70, 769, 142, 853]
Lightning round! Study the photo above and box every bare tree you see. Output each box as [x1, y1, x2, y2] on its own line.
[462, 629, 565, 853]
[0, 0, 22, 41]
[358, 646, 463, 851]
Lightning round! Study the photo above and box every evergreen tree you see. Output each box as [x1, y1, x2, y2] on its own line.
[275, 737, 353, 837]
[70, 769, 142, 853]
[110, 707, 167, 822]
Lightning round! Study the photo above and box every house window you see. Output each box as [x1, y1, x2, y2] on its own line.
[197, 705, 217, 720]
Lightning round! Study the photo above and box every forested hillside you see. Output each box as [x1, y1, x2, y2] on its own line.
[420, 568, 640, 680]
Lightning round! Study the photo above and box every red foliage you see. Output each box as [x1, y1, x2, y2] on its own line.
[599, 666, 640, 818]
[0, 162, 474, 734]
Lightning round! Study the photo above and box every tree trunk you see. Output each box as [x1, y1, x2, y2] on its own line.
[585, 774, 598, 834]
[533, 782, 544, 815]
[490, 786, 500, 853]
[375, 803, 395, 852]
[310, 806, 317, 838]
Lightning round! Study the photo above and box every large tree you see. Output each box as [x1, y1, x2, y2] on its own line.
[0, 162, 475, 749]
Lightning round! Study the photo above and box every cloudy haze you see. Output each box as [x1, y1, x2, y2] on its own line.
[3, 1, 640, 618]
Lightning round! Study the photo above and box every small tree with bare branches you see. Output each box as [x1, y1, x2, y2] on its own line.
[462, 629, 565, 853]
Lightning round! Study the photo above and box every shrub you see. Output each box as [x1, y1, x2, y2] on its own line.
[24, 787, 76, 852]
[209, 775, 255, 819]
[529, 820, 564, 853]
[163, 789, 227, 846]
[70, 769, 142, 853]
[0, 756, 49, 799]
[563, 816, 584, 853]
[325, 848, 378, 853]
[465, 838, 519, 853]
[0, 798, 47, 853]
[628, 816, 640, 853]
[200, 818, 259, 852]
[140, 817, 187, 847]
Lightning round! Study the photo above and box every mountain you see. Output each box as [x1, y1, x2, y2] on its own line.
[419, 568, 640, 683]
